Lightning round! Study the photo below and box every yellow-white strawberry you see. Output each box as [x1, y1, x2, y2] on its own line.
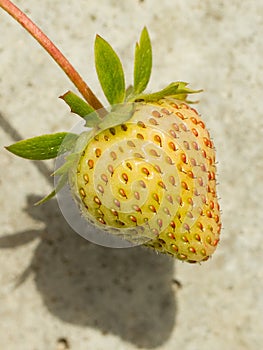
[72, 98, 221, 263]
[4, 21, 221, 263]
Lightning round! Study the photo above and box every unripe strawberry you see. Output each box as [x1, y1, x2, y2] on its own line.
[72, 98, 221, 263]
[5, 24, 221, 263]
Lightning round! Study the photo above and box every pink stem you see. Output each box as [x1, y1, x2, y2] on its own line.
[0, 0, 104, 110]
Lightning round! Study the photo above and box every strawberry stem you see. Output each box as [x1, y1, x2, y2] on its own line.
[0, 0, 104, 111]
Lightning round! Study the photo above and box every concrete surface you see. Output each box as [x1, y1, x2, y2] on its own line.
[0, 0, 263, 349]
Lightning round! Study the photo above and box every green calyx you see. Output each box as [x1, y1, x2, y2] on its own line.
[5, 27, 202, 204]
[60, 26, 202, 128]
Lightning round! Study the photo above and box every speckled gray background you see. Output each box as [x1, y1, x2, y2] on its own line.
[0, 1, 263, 349]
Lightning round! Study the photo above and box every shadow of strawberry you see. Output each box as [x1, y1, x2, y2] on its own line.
[0, 194, 177, 348]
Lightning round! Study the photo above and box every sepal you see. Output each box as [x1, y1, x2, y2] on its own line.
[95, 35, 125, 105]
[133, 27, 152, 94]
[5, 132, 78, 160]
[34, 172, 68, 205]
[129, 82, 203, 103]
[60, 91, 95, 117]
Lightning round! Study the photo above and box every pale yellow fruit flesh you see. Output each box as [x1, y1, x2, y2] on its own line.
[75, 99, 221, 262]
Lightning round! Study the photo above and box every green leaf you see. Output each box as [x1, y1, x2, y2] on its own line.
[134, 27, 152, 94]
[95, 35, 125, 105]
[52, 153, 79, 176]
[125, 85, 134, 100]
[58, 133, 79, 154]
[34, 189, 56, 205]
[84, 111, 102, 127]
[131, 82, 203, 102]
[37, 148, 81, 205]
[60, 91, 95, 117]
[60, 91, 104, 127]
[98, 103, 135, 131]
[34, 172, 68, 205]
[5, 132, 77, 160]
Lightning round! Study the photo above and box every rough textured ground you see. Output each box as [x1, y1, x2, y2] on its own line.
[0, 1, 263, 349]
